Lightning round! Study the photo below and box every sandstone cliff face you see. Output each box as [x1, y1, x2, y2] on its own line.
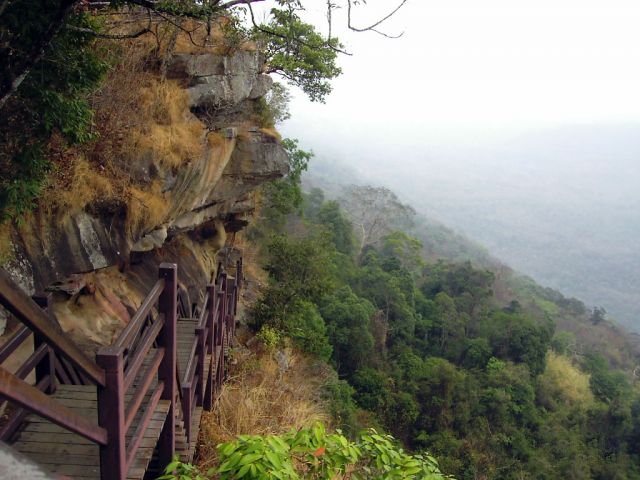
[1, 50, 286, 348]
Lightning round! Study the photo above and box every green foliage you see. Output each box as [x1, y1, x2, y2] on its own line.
[159, 456, 212, 479]
[482, 311, 554, 375]
[285, 300, 332, 360]
[256, 81, 291, 127]
[324, 377, 360, 436]
[212, 423, 448, 479]
[314, 201, 356, 257]
[0, 10, 110, 220]
[257, 7, 342, 102]
[252, 138, 312, 239]
[584, 353, 632, 403]
[320, 286, 375, 376]
[550, 330, 576, 355]
[251, 233, 335, 358]
[256, 325, 282, 352]
[380, 231, 425, 276]
[251, 183, 640, 478]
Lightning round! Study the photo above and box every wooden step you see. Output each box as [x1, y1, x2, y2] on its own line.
[11, 384, 171, 479]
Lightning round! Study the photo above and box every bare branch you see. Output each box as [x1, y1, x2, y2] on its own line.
[326, 0, 333, 41]
[346, 0, 407, 38]
[218, 0, 266, 9]
[244, 0, 352, 56]
[66, 25, 152, 39]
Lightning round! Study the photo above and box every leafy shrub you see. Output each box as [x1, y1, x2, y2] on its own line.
[161, 423, 450, 479]
[285, 301, 332, 361]
[256, 325, 282, 352]
[255, 82, 291, 128]
[324, 377, 360, 436]
[159, 458, 212, 480]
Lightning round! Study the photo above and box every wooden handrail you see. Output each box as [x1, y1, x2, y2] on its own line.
[0, 367, 107, 445]
[182, 337, 198, 385]
[0, 376, 51, 442]
[114, 278, 165, 349]
[196, 291, 209, 329]
[0, 269, 105, 387]
[126, 381, 164, 470]
[125, 347, 164, 431]
[124, 314, 164, 390]
[0, 258, 243, 479]
[0, 325, 30, 364]
[14, 343, 47, 380]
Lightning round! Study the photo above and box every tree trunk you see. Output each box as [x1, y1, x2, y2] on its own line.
[0, 0, 78, 110]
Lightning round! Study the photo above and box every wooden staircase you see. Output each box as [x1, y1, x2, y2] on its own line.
[11, 384, 171, 479]
[0, 259, 243, 479]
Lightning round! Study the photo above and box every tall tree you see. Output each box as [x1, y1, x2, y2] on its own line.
[339, 185, 416, 254]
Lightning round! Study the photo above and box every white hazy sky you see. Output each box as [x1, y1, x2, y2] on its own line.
[278, 0, 640, 144]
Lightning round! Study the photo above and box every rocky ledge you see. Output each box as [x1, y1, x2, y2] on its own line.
[1, 49, 287, 346]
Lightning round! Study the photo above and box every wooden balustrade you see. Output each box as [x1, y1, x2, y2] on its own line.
[96, 263, 177, 480]
[0, 368, 108, 445]
[0, 256, 243, 479]
[0, 292, 98, 442]
[0, 270, 105, 387]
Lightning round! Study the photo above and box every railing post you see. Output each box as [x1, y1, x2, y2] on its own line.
[97, 346, 126, 480]
[216, 275, 226, 389]
[236, 259, 243, 290]
[206, 284, 215, 355]
[157, 263, 177, 471]
[225, 278, 235, 342]
[204, 284, 215, 411]
[33, 294, 56, 393]
[219, 274, 228, 349]
[195, 325, 205, 406]
[182, 382, 192, 446]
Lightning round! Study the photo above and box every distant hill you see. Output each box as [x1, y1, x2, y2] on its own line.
[300, 123, 640, 333]
[302, 153, 640, 371]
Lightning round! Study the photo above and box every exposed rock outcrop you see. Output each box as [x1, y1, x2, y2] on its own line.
[1, 48, 287, 345]
[168, 51, 273, 128]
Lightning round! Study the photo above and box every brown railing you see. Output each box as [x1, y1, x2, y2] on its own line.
[96, 263, 177, 479]
[180, 259, 242, 447]
[0, 271, 107, 445]
[0, 257, 243, 479]
[0, 271, 105, 386]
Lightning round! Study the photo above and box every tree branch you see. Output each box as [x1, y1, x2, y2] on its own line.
[0, 0, 78, 110]
[66, 25, 152, 39]
[218, 0, 266, 9]
[346, 0, 407, 38]
[244, 0, 352, 56]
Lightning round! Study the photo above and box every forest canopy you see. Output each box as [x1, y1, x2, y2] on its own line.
[247, 168, 640, 478]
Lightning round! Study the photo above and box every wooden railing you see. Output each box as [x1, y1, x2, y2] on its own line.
[0, 271, 105, 386]
[0, 257, 243, 479]
[0, 271, 108, 446]
[0, 294, 89, 441]
[96, 263, 177, 479]
[180, 259, 242, 446]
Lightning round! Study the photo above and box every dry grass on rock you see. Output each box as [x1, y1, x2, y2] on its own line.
[126, 180, 170, 237]
[44, 157, 116, 220]
[128, 80, 205, 170]
[196, 344, 331, 470]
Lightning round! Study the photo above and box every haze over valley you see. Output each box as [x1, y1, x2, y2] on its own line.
[290, 123, 640, 332]
[282, 0, 640, 333]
